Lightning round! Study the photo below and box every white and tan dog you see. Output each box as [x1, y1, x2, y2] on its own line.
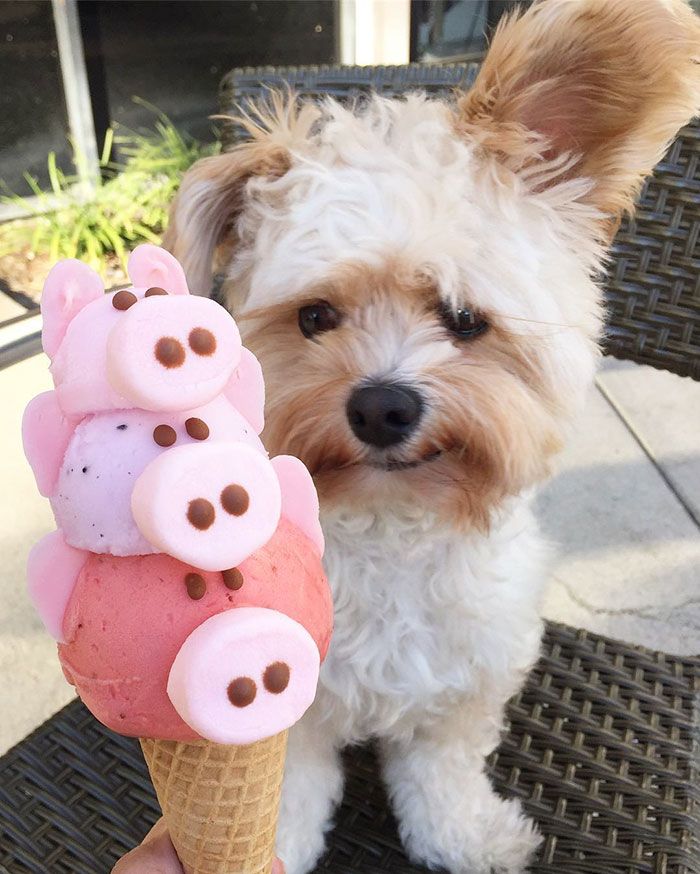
[164, 2, 700, 871]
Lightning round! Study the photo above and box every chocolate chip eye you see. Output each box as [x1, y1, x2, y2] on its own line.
[185, 572, 206, 600]
[112, 290, 137, 311]
[185, 417, 210, 440]
[153, 424, 177, 446]
[440, 304, 488, 339]
[298, 301, 341, 339]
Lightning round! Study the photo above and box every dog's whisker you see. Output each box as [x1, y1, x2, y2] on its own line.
[498, 313, 582, 329]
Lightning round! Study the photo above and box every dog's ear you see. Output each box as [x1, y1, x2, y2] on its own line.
[457, 0, 700, 238]
[163, 92, 320, 296]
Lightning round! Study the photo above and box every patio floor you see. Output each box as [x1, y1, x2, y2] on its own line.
[1, 348, 699, 755]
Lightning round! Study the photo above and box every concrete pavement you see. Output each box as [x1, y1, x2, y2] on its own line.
[538, 359, 700, 653]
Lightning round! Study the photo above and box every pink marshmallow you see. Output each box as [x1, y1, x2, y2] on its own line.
[224, 346, 266, 434]
[106, 294, 241, 412]
[52, 288, 243, 417]
[168, 608, 320, 744]
[22, 391, 75, 498]
[131, 441, 282, 571]
[271, 455, 325, 555]
[127, 245, 189, 296]
[27, 531, 88, 642]
[41, 245, 261, 420]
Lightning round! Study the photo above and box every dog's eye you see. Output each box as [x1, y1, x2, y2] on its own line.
[298, 301, 341, 339]
[440, 305, 488, 339]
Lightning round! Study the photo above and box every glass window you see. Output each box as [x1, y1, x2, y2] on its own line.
[80, 1, 339, 146]
[0, 1, 72, 197]
[411, 1, 532, 62]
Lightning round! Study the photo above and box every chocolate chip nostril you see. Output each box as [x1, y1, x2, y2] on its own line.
[346, 383, 424, 448]
[227, 677, 256, 707]
[189, 327, 216, 356]
[155, 337, 186, 368]
[263, 662, 290, 694]
[221, 484, 249, 516]
[187, 498, 215, 530]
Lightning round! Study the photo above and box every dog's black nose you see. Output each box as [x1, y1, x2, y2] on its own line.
[346, 383, 423, 448]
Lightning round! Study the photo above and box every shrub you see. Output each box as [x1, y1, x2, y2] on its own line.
[0, 101, 217, 275]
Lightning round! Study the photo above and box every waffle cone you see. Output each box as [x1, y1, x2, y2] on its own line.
[140, 731, 287, 874]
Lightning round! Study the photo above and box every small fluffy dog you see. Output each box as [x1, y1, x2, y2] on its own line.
[164, 1, 700, 871]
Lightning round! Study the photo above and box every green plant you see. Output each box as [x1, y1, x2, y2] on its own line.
[0, 101, 217, 274]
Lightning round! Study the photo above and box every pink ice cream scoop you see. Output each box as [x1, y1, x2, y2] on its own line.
[23, 390, 323, 569]
[57, 519, 333, 744]
[26, 396, 264, 556]
[23, 245, 333, 746]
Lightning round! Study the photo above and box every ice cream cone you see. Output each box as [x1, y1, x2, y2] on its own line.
[140, 731, 288, 874]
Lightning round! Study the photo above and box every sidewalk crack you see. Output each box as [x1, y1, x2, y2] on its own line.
[595, 379, 700, 530]
[555, 576, 700, 626]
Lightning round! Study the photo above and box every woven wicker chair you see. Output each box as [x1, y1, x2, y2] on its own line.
[0, 65, 698, 874]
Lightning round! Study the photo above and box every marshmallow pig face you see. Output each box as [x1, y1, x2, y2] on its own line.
[43, 245, 243, 418]
[46, 395, 281, 571]
[24, 388, 322, 571]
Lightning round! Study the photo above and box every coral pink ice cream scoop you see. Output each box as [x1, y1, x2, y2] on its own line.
[23, 244, 332, 748]
[58, 518, 332, 744]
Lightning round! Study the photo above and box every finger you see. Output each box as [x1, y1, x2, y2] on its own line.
[111, 821, 282, 874]
[140, 818, 169, 843]
[112, 821, 182, 874]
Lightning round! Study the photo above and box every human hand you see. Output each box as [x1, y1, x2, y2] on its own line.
[112, 818, 285, 874]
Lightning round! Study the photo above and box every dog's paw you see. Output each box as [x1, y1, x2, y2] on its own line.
[401, 793, 541, 874]
[274, 720, 344, 874]
[476, 796, 541, 874]
[275, 819, 327, 874]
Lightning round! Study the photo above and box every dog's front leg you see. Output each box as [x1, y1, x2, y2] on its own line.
[380, 702, 541, 874]
[275, 702, 345, 874]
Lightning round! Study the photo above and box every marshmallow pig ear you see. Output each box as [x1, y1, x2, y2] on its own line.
[41, 260, 104, 359]
[224, 347, 266, 435]
[127, 244, 190, 295]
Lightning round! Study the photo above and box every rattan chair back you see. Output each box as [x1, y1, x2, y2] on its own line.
[219, 64, 700, 380]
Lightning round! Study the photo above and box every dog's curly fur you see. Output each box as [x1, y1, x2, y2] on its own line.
[164, 2, 700, 871]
